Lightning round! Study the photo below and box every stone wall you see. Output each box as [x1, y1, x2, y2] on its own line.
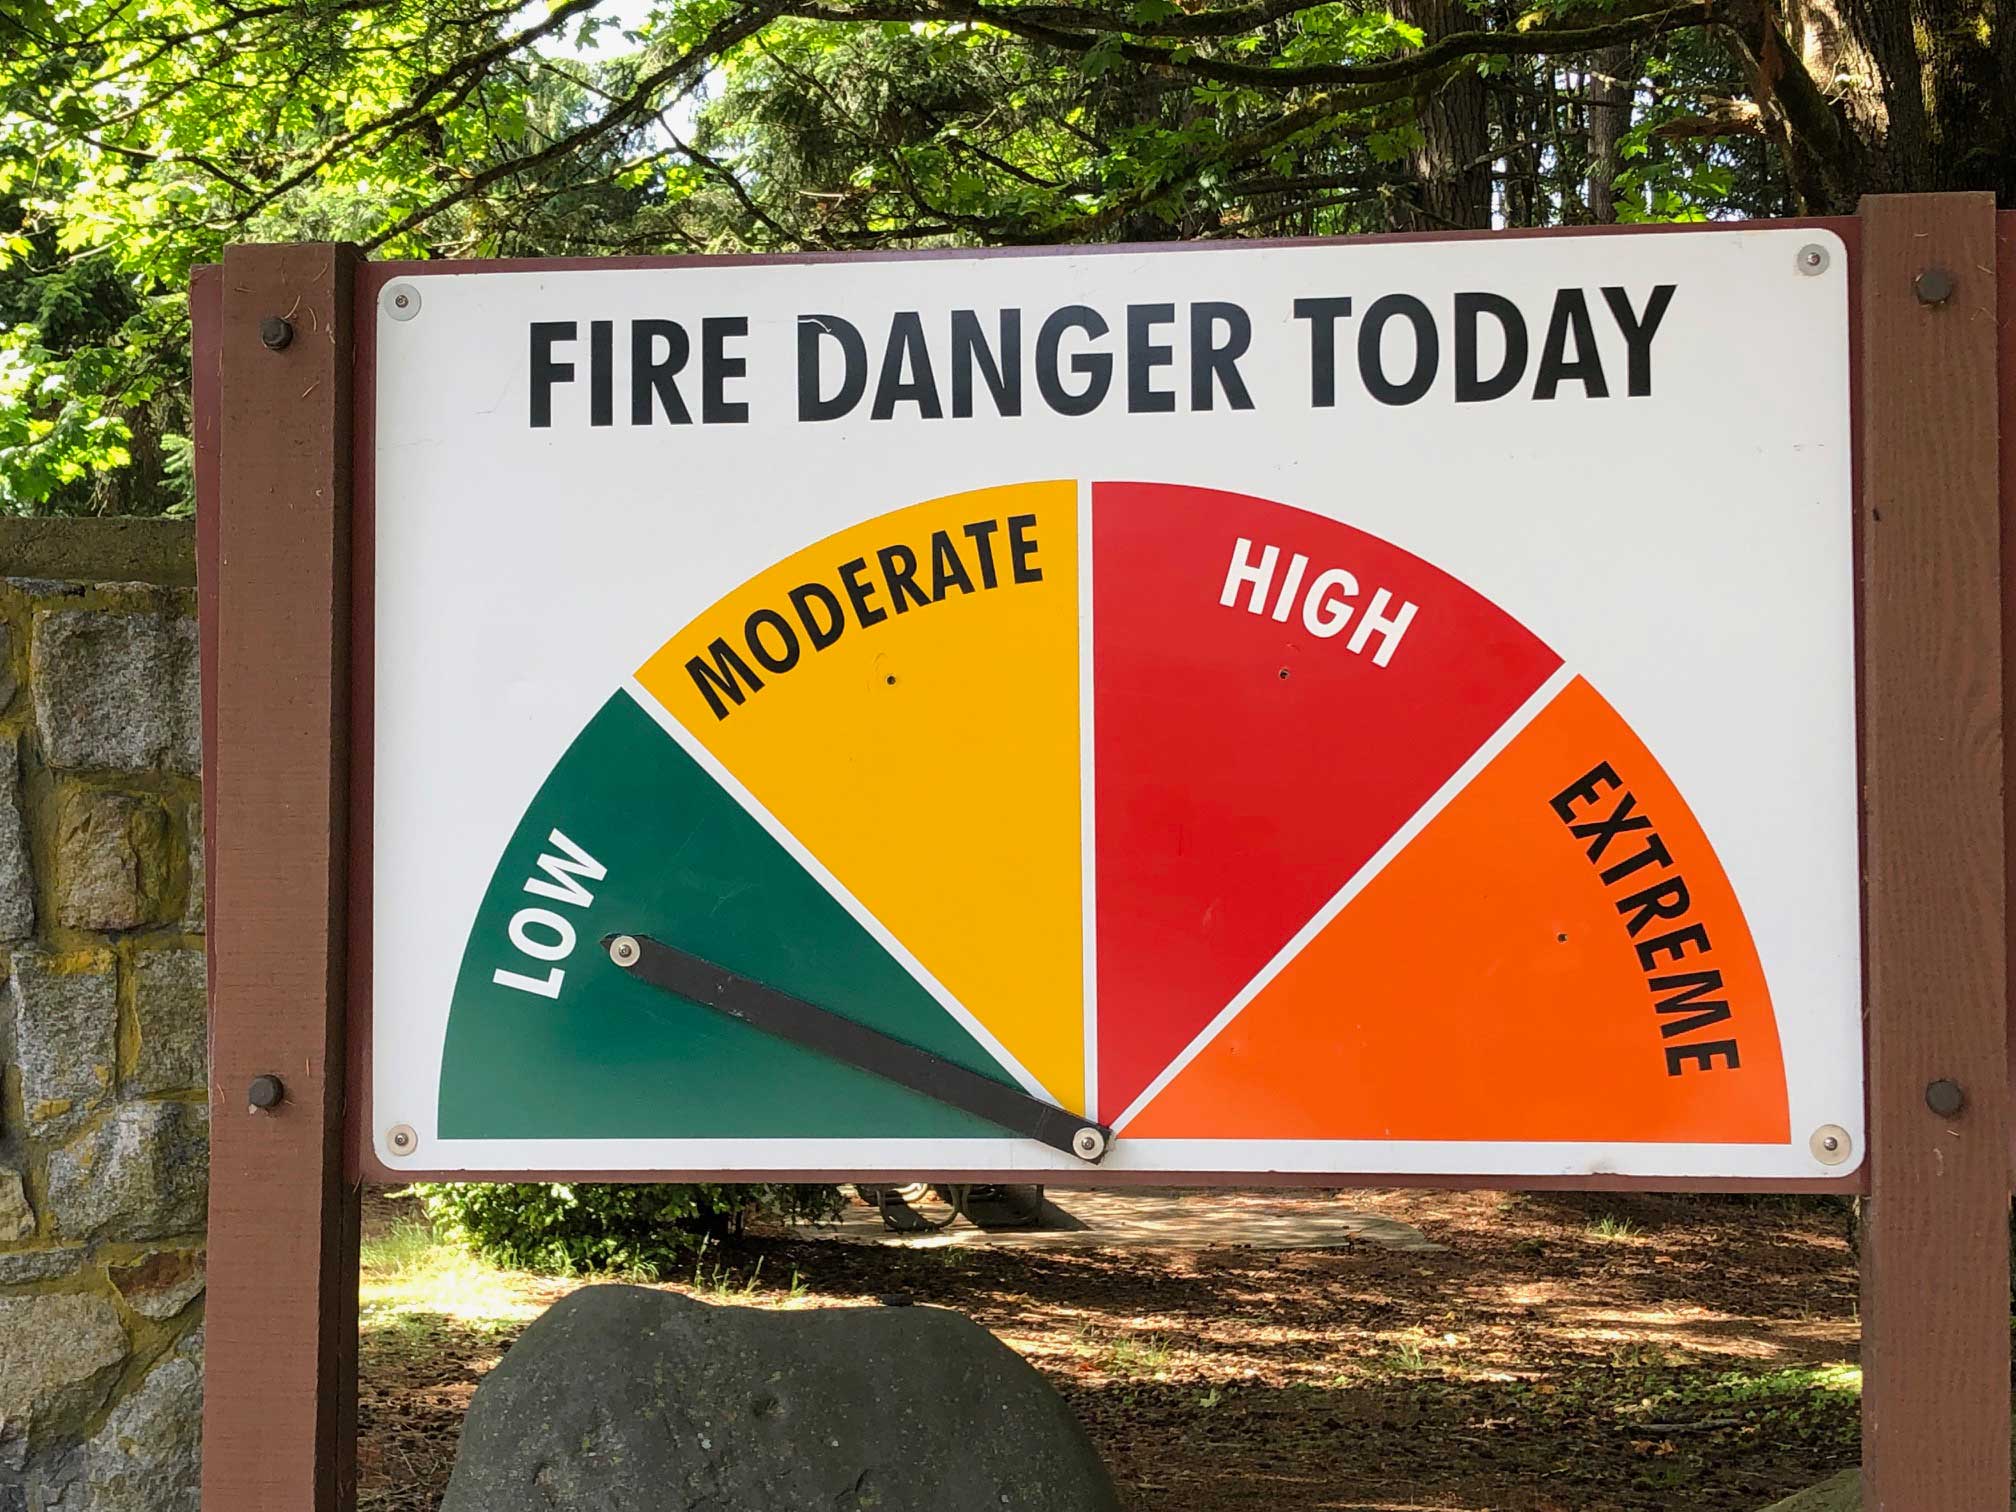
[0, 518, 205, 1512]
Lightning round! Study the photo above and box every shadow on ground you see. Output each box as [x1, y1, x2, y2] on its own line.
[357, 1188, 1863, 1512]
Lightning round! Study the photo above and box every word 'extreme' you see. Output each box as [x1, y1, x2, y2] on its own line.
[1549, 762, 1745, 1077]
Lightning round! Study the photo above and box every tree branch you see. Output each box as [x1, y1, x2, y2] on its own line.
[777, 0, 1720, 92]
[224, 0, 608, 220]
[361, 1, 788, 251]
[917, 0, 1341, 38]
[1652, 97, 1765, 137]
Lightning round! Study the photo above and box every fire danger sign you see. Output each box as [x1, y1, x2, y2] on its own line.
[368, 228, 1859, 1180]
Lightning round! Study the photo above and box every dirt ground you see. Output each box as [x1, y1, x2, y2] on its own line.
[357, 1187, 1861, 1512]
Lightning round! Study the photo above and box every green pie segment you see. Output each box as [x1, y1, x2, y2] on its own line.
[437, 691, 1017, 1141]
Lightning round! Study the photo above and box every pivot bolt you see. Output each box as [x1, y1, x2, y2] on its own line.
[609, 935, 641, 968]
[1070, 1126, 1108, 1162]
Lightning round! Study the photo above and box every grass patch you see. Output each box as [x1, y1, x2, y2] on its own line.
[1587, 1213, 1643, 1242]
[1381, 1340, 1430, 1372]
[687, 1238, 811, 1303]
[1646, 1363, 1862, 1417]
[1705, 1363, 1861, 1399]
[360, 1218, 441, 1275]
[1076, 1327, 1176, 1378]
[360, 1218, 551, 1340]
[1103, 1334, 1174, 1376]
[1603, 1363, 1860, 1447]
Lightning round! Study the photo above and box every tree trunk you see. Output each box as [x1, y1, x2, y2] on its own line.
[1395, 0, 1493, 228]
[1586, 48, 1635, 223]
[1746, 0, 2015, 205]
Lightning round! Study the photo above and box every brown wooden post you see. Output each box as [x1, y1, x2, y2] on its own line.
[202, 243, 363, 1512]
[1859, 193, 2011, 1509]
[2003, 210, 2016, 1180]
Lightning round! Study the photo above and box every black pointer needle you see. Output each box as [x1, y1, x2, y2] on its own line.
[603, 933, 1113, 1164]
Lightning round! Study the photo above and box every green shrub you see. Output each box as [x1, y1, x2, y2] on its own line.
[412, 1182, 845, 1278]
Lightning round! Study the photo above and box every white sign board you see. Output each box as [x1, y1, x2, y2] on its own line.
[369, 228, 1860, 1180]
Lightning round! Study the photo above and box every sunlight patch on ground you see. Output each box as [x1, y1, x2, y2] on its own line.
[360, 1217, 843, 1340]
[360, 1220, 559, 1333]
[357, 1190, 1867, 1512]
[820, 1189, 1447, 1252]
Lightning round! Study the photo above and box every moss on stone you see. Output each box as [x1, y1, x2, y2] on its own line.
[0, 520, 195, 589]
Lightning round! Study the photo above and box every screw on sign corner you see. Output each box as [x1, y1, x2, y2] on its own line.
[1809, 1124, 1853, 1165]
[384, 282, 423, 322]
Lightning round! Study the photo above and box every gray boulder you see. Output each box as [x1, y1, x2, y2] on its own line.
[441, 1285, 1120, 1512]
[1760, 1468, 2016, 1510]
[1758, 1472, 1870, 1511]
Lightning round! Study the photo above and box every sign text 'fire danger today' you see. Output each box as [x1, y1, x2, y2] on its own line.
[525, 284, 1677, 428]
